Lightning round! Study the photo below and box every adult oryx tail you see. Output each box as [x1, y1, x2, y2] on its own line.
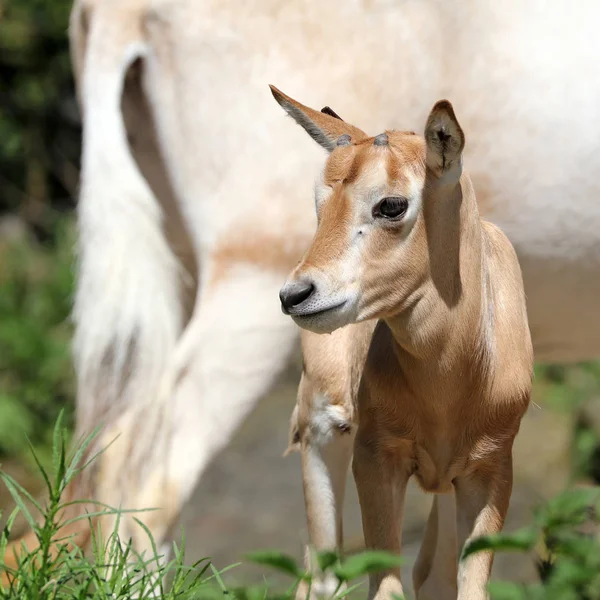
[2, 2, 184, 583]
[71, 0, 184, 443]
[70, 0, 186, 533]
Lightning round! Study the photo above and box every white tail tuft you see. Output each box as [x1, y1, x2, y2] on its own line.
[72, 8, 184, 497]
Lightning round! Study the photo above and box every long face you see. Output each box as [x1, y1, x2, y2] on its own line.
[280, 132, 429, 333]
[272, 86, 465, 335]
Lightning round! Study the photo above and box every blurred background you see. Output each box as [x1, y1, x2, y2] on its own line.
[1, 0, 600, 589]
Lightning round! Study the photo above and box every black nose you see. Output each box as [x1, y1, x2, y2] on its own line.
[279, 281, 315, 314]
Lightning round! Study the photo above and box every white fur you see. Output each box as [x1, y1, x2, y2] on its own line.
[73, 5, 184, 487]
[163, 266, 297, 504]
[301, 401, 355, 600]
[309, 395, 352, 447]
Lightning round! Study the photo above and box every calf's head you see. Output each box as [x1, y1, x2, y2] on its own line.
[271, 86, 465, 334]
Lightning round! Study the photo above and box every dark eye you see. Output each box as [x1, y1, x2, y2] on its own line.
[374, 197, 408, 220]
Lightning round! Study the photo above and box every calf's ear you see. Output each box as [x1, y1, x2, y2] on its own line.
[270, 85, 368, 152]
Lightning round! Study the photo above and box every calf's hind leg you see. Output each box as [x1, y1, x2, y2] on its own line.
[413, 493, 459, 600]
[455, 453, 513, 600]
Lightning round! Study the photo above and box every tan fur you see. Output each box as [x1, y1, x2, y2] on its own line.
[210, 226, 309, 287]
[291, 322, 374, 600]
[276, 91, 533, 599]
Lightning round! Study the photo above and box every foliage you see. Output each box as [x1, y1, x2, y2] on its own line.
[0, 217, 76, 464]
[0, 0, 80, 237]
[246, 549, 403, 599]
[533, 363, 600, 482]
[463, 486, 600, 600]
[4, 414, 600, 600]
[0, 413, 402, 599]
[0, 0, 79, 465]
[0, 412, 220, 599]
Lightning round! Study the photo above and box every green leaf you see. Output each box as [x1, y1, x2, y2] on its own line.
[0, 472, 40, 530]
[333, 551, 403, 582]
[210, 562, 230, 593]
[24, 435, 52, 496]
[65, 424, 114, 486]
[488, 581, 529, 600]
[336, 581, 366, 598]
[52, 408, 66, 490]
[316, 549, 339, 572]
[245, 551, 303, 578]
[549, 557, 595, 589]
[0, 507, 21, 560]
[461, 528, 538, 560]
[536, 488, 599, 530]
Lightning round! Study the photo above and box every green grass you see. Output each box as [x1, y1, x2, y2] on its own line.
[0, 413, 405, 599]
[0, 217, 75, 468]
[2, 414, 599, 599]
[0, 413, 600, 600]
[0, 412, 212, 599]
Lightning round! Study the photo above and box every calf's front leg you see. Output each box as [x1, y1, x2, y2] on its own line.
[353, 436, 408, 600]
[289, 376, 356, 600]
[455, 452, 513, 600]
[298, 428, 355, 599]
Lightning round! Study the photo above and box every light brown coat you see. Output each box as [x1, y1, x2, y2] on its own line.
[274, 88, 533, 600]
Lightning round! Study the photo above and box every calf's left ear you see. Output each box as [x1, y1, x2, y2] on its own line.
[270, 85, 368, 152]
[424, 100, 465, 179]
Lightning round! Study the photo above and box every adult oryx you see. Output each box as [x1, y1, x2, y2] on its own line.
[3, 0, 600, 581]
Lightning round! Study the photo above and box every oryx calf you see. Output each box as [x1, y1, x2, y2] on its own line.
[272, 86, 533, 600]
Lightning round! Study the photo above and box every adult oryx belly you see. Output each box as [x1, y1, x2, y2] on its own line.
[465, 104, 600, 363]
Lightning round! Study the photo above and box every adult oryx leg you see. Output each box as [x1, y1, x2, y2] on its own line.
[455, 452, 513, 600]
[132, 261, 299, 556]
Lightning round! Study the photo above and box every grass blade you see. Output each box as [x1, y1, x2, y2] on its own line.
[0, 472, 43, 515]
[24, 437, 53, 497]
[0, 473, 38, 531]
[210, 562, 229, 594]
[336, 581, 365, 598]
[63, 425, 105, 483]
[51, 409, 67, 492]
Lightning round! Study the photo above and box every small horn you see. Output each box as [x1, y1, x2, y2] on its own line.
[374, 133, 389, 146]
[337, 134, 352, 147]
[321, 106, 344, 120]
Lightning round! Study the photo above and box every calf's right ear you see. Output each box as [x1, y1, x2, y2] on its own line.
[424, 100, 465, 180]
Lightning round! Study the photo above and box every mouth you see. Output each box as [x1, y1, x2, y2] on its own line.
[288, 301, 347, 320]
